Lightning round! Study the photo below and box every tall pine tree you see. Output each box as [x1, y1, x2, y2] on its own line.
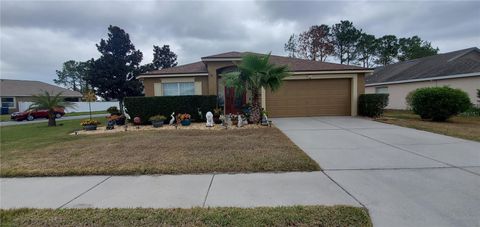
[332, 20, 361, 65]
[86, 25, 143, 112]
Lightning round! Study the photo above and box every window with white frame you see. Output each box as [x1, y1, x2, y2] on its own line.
[1, 97, 15, 108]
[375, 87, 388, 94]
[162, 82, 195, 96]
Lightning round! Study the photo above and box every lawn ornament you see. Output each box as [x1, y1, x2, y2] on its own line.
[169, 112, 175, 125]
[261, 112, 269, 126]
[206, 111, 214, 127]
[133, 117, 141, 125]
[106, 120, 115, 130]
[237, 115, 243, 127]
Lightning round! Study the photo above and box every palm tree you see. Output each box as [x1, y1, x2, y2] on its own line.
[29, 91, 76, 126]
[224, 53, 291, 123]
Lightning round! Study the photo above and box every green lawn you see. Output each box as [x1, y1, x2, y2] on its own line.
[377, 110, 480, 142]
[0, 111, 107, 122]
[1, 117, 319, 177]
[0, 206, 372, 227]
[0, 114, 11, 122]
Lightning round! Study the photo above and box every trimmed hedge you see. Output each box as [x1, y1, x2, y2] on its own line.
[411, 86, 471, 121]
[124, 95, 217, 124]
[358, 94, 389, 117]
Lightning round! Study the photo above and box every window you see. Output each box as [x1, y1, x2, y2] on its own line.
[162, 82, 195, 96]
[1, 97, 15, 108]
[375, 87, 388, 94]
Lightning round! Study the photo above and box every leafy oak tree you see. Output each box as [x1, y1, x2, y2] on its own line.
[398, 36, 439, 61]
[86, 25, 143, 113]
[297, 25, 334, 61]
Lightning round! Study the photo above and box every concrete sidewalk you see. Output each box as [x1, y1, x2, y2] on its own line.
[0, 172, 359, 209]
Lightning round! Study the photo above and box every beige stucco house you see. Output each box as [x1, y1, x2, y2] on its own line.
[138, 51, 372, 117]
[366, 47, 480, 109]
[0, 79, 82, 113]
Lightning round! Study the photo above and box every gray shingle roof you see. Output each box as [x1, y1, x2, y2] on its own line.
[366, 47, 480, 85]
[141, 51, 369, 76]
[142, 61, 207, 75]
[0, 79, 82, 97]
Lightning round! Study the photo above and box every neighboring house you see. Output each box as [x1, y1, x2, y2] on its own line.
[366, 47, 480, 109]
[0, 79, 82, 113]
[138, 51, 372, 117]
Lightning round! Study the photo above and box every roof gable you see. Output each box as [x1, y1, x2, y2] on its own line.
[0, 79, 82, 97]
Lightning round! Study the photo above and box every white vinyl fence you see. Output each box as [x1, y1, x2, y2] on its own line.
[18, 101, 119, 113]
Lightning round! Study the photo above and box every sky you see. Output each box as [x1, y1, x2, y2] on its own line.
[1, 0, 479, 84]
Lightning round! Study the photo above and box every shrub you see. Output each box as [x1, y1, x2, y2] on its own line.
[358, 94, 389, 117]
[148, 115, 166, 122]
[405, 90, 415, 110]
[459, 106, 480, 117]
[107, 106, 120, 114]
[124, 95, 217, 124]
[411, 86, 471, 121]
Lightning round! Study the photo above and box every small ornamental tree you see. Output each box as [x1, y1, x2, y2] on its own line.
[411, 86, 471, 121]
[29, 91, 76, 127]
[223, 53, 290, 123]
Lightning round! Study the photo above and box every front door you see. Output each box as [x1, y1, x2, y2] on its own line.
[224, 87, 246, 114]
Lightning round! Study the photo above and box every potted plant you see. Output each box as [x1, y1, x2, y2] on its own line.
[178, 113, 191, 126]
[80, 119, 101, 131]
[149, 115, 166, 128]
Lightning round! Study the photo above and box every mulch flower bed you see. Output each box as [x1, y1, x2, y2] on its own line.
[72, 122, 267, 135]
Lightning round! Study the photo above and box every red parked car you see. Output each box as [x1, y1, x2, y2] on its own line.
[10, 108, 65, 121]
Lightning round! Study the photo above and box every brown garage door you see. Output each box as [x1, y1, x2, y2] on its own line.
[266, 78, 351, 117]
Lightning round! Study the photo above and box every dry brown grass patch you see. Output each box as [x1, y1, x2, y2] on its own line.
[1, 127, 319, 177]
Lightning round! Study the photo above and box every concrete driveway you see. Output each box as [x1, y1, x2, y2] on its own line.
[274, 117, 480, 227]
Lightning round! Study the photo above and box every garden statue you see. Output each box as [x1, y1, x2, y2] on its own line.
[198, 108, 203, 121]
[261, 111, 269, 126]
[237, 115, 243, 127]
[206, 111, 214, 127]
[226, 114, 232, 128]
[169, 112, 175, 125]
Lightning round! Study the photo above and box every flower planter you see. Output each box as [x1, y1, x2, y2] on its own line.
[152, 121, 164, 128]
[83, 124, 97, 131]
[115, 117, 126, 126]
[181, 119, 191, 126]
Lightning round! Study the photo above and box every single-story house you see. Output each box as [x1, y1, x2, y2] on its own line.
[0, 79, 82, 113]
[366, 47, 480, 109]
[138, 51, 372, 117]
